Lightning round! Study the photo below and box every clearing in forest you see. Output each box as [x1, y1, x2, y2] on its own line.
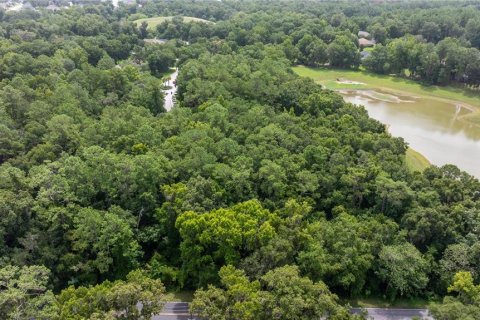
[293, 66, 480, 125]
[134, 16, 214, 30]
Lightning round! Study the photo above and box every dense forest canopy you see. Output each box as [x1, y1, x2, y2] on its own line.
[0, 0, 480, 318]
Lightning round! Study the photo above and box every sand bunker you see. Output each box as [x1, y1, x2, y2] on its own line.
[335, 78, 366, 85]
[336, 78, 366, 85]
[339, 89, 416, 103]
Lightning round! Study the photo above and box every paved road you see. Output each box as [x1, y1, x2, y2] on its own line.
[351, 307, 433, 320]
[154, 303, 433, 320]
[153, 302, 198, 320]
[163, 69, 178, 111]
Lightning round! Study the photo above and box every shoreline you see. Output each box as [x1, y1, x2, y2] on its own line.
[340, 86, 480, 128]
[293, 66, 480, 112]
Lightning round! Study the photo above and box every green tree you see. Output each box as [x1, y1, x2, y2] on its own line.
[466, 19, 480, 48]
[375, 174, 413, 218]
[363, 44, 389, 74]
[0, 265, 58, 319]
[296, 35, 327, 66]
[191, 265, 261, 320]
[429, 272, 480, 320]
[377, 243, 429, 298]
[57, 269, 166, 320]
[139, 21, 149, 39]
[147, 48, 175, 77]
[43, 114, 81, 154]
[97, 54, 116, 70]
[299, 211, 375, 295]
[429, 296, 480, 320]
[191, 265, 358, 320]
[305, 38, 328, 66]
[402, 207, 456, 251]
[260, 265, 356, 319]
[369, 23, 388, 44]
[327, 35, 360, 68]
[69, 206, 141, 282]
[420, 22, 441, 42]
[448, 271, 480, 304]
[176, 200, 276, 287]
[74, 14, 107, 36]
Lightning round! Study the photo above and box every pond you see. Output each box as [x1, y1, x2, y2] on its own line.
[340, 89, 480, 178]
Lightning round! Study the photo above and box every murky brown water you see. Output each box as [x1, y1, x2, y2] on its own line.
[341, 90, 480, 178]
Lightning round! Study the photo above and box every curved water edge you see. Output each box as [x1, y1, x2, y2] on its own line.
[163, 69, 178, 112]
[341, 89, 480, 178]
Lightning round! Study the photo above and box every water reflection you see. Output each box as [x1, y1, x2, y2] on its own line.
[341, 90, 480, 178]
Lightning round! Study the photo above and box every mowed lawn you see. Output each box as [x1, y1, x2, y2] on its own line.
[292, 66, 480, 111]
[164, 291, 194, 302]
[405, 148, 431, 172]
[134, 16, 214, 30]
[347, 296, 432, 309]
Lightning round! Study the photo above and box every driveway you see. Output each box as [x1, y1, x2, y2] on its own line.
[163, 69, 178, 111]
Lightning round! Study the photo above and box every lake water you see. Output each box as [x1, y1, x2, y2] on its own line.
[340, 90, 480, 178]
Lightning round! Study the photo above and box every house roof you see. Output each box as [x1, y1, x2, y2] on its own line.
[144, 38, 168, 45]
[359, 38, 375, 47]
[46, 4, 60, 10]
[358, 31, 371, 38]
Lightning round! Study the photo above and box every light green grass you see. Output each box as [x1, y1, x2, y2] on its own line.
[405, 148, 431, 172]
[293, 66, 480, 111]
[134, 16, 213, 30]
[164, 291, 194, 302]
[347, 296, 432, 308]
[321, 80, 366, 90]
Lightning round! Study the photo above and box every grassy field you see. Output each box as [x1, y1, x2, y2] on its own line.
[405, 148, 431, 172]
[134, 16, 213, 30]
[165, 291, 194, 302]
[347, 296, 433, 309]
[293, 66, 480, 112]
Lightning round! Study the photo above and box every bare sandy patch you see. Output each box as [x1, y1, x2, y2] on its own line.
[335, 78, 366, 85]
[339, 89, 416, 103]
